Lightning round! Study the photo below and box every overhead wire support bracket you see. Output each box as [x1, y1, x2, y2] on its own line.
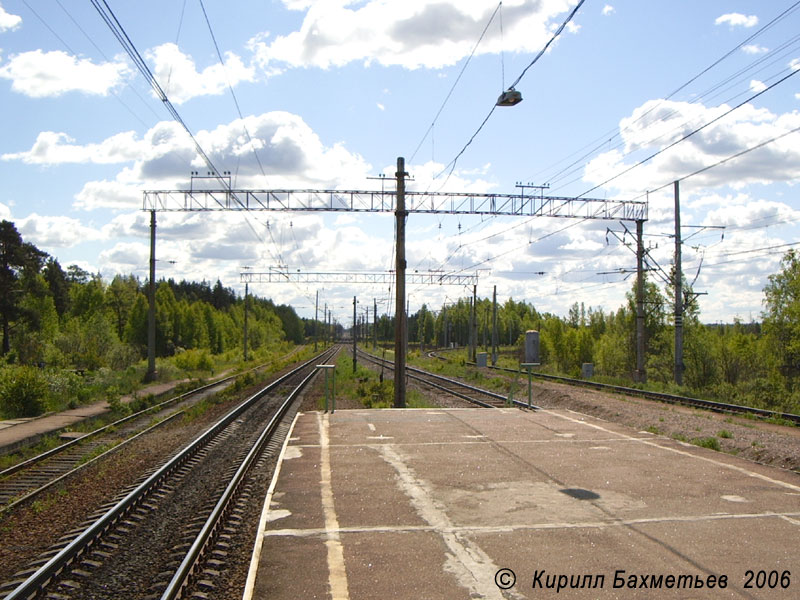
[143, 188, 648, 221]
[240, 270, 479, 286]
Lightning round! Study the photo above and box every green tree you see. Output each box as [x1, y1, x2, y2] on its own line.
[0, 221, 47, 355]
[763, 249, 800, 375]
[43, 258, 70, 317]
[106, 275, 140, 339]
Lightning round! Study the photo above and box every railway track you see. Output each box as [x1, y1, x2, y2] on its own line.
[0, 346, 337, 600]
[358, 348, 538, 410]
[0, 350, 307, 515]
[430, 350, 800, 425]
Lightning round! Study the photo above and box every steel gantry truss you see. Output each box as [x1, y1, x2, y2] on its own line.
[142, 157, 649, 405]
[240, 270, 479, 286]
[143, 187, 648, 221]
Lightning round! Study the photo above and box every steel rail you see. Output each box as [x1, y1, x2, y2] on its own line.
[0, 410, 185, 516]
[0, 346, 307, 479]
[3, 349, 331, 600]
[358, 349, 538, 410]
[0, 376, 231, 480]
[160, 347, 337, 599]
[519, 369, 800, 424]
[433, 353, 800, 425]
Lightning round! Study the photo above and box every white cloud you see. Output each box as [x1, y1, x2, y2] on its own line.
[584, 99, 800, 197]
[98, 242, 150, 272]
[0, 50, 130, 97]
[602, 5, 614, 16]
[714, 13, 758, 28]
[16, 214, 103, 248]
[703, 199, 800, 229]
[74, 179, 142, 211]
[0, 2, 21, 31]
[71, 111, 373, 210]
[377, 102, 385, 111]
[0, 201, 10, 220]
[249, 0, 581, 70]
[2, 130, 145, 165]
[742, 44, 768, 55]
[145, 43, 255, 104]
[749, 79, 766, 93]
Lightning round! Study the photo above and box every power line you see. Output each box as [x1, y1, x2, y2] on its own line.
[578, 65, 800, 198]
[24, 0, 158, 127]
[643, 122, 800, 196]
[433, 0, 587, 184]
[532, 0, 800, 191]
[197, 0, 268, 186]
[408, 1, 502, 163]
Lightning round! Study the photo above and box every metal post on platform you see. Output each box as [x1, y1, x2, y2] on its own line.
[318, 364, 336, 413]
[520, 362, 538, 409]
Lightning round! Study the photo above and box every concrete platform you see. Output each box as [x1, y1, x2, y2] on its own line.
[244, 408, 800, 599]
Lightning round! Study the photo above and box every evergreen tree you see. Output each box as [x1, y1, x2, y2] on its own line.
[0, 220, 46, 355]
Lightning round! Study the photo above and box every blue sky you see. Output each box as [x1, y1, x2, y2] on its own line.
[0, 0, 799, 326]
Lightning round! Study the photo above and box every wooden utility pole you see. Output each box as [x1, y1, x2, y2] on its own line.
[394, 157, 408, 408]
[373, 298, 377, 349]
[314, 289, 318, 351]
[491, 285, 498, 366]
[353, 295, 357, 373]
[635, 219, 646, 383]
[243, 282, 249, 361]
[674, 181, 684, 386]
[145, 210, 157, 382]
[471, 285, 477, 362]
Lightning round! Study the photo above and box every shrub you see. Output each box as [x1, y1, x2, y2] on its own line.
[0, 366, 49, 418]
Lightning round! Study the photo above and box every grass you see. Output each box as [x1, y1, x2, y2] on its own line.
[645, 425, 663, 435]
[335, 353, 434, 409]
[718, 429, 733, 439]
[29, 488, 67, 513]
[0, 434, 65, 472]
[691, 436, 721, 451]
[77, 441, 121, 466]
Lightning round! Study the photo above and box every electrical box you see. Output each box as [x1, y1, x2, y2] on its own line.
[524, 330, 540, 364]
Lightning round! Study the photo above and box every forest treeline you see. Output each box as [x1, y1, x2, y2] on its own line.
[0, 220, 309, 417]
[400, 251, 800, 415]
[3, 216, 800, 417]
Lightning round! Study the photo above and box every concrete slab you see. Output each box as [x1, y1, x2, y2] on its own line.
[245, 408, 800, 599]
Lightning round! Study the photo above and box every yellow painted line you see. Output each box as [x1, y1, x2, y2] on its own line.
[291, 436, 645, 449]
[263, 510, 800, 538]
[319, 412, 350, 600]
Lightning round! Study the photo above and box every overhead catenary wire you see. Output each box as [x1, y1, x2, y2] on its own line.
[577, 65, 800, 198]
[640, 122, 800, 197]
[24, 0, 158, 128]
[531, 0, 800, 191]
[195, 0, 318, 303]
[432, 0, 587, 185]
[408, 1, 503, 164]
